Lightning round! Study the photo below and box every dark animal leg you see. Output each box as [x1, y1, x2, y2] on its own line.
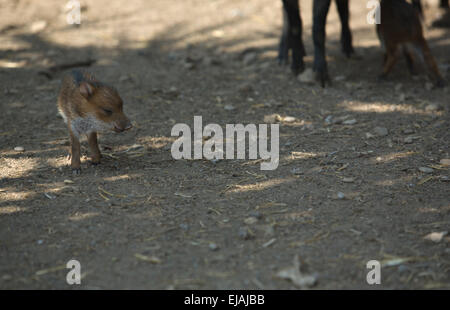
[279, 0, 306, 75]
[335, 0, 354, 57]
[313, 0, 332, 87]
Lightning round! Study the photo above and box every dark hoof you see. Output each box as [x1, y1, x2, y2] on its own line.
[342, 46, 355, 59]
[315, 70, 330, 88]
[291, 62, 305, 76]
[91, 161, 100, 166]
[72, 168, 81, 175]
[278, 54, 288, 66]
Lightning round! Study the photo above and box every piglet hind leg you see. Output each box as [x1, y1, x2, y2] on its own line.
[417, 39, 447, 87]
[69, 131, 82, 175]
[88, 132, 101, 165]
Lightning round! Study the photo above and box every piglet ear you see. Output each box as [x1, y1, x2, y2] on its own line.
[79, 82, 95, 99]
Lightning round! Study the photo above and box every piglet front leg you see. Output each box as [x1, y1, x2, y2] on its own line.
[88, 132, 101, 165]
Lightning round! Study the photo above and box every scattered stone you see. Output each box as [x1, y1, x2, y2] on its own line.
[179, 223, 189, 231]
[439, 176, 450, 182]
[373, 126, 388, 137]
[419, 167, 433, 174]
[331, 115, 350, 125]
[324, 115, 333, 124]
[224, 104, 235, 111]
[343, 119, 357, 125]
[334, 75, 346, 82]
[291, 168, 303, 175]
[249, 211, 262, 219]
[403, 128, 414, 134]
[297, 68, 315, 84]
[425, 103, 443, 112]
[404, 136, 414, 144]
[342, 177, 355, 183]
[64, 179, 74, 184]
[399, 93, 406, 102]
[337, 192, 346, 200]
[184, 61, 195, 70]
[365, 132, 374, 139]
[14, 146, 25, 152]
[424, 231, 448, 243]
[238, 226, 253, 240]
[395, 83, 403, 92]
[425, 82, 434, 91]
[244, 217, 258, 225]
[209, 243, 219, 251]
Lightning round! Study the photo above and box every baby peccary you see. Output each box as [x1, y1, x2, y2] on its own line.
[58, 70, 132, 174]
[377, 0, 446, 87]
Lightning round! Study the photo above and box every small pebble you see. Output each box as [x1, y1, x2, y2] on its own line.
[343, 119, 357, 125]
[249, 210, 262, 219]
[244, 217, 258, 225]
[224, 104, 235, 111]
[291, 168, 303, 175]
[425, 103, 443, 112]
[209, 243, 219, 251]
[14, 146, 25, 152]
[404, 136, 414, 144]
[373, 127, 388, 137]
[238, 227, 252, 240]
[419, 167, 433, 174]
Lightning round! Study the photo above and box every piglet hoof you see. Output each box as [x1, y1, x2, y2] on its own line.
[435, 79, 447, 88]
[377, 74, 388, 83]
[72, 168, 81, 175]
[91, 161, 100, 166]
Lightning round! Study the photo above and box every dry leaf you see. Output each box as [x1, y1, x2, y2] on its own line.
[276, 255, 317, 288]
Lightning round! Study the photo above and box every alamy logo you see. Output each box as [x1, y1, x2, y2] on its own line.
[367, 0, 381, 25]
[366, 260, 381, 285]
[171, 116, 279, 170]
[66, 259, 81, 285]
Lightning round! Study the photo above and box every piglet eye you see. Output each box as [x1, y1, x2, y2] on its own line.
[103, 108, 113, 115]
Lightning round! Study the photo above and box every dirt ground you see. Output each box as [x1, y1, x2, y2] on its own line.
[0, 0, 449, 289]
